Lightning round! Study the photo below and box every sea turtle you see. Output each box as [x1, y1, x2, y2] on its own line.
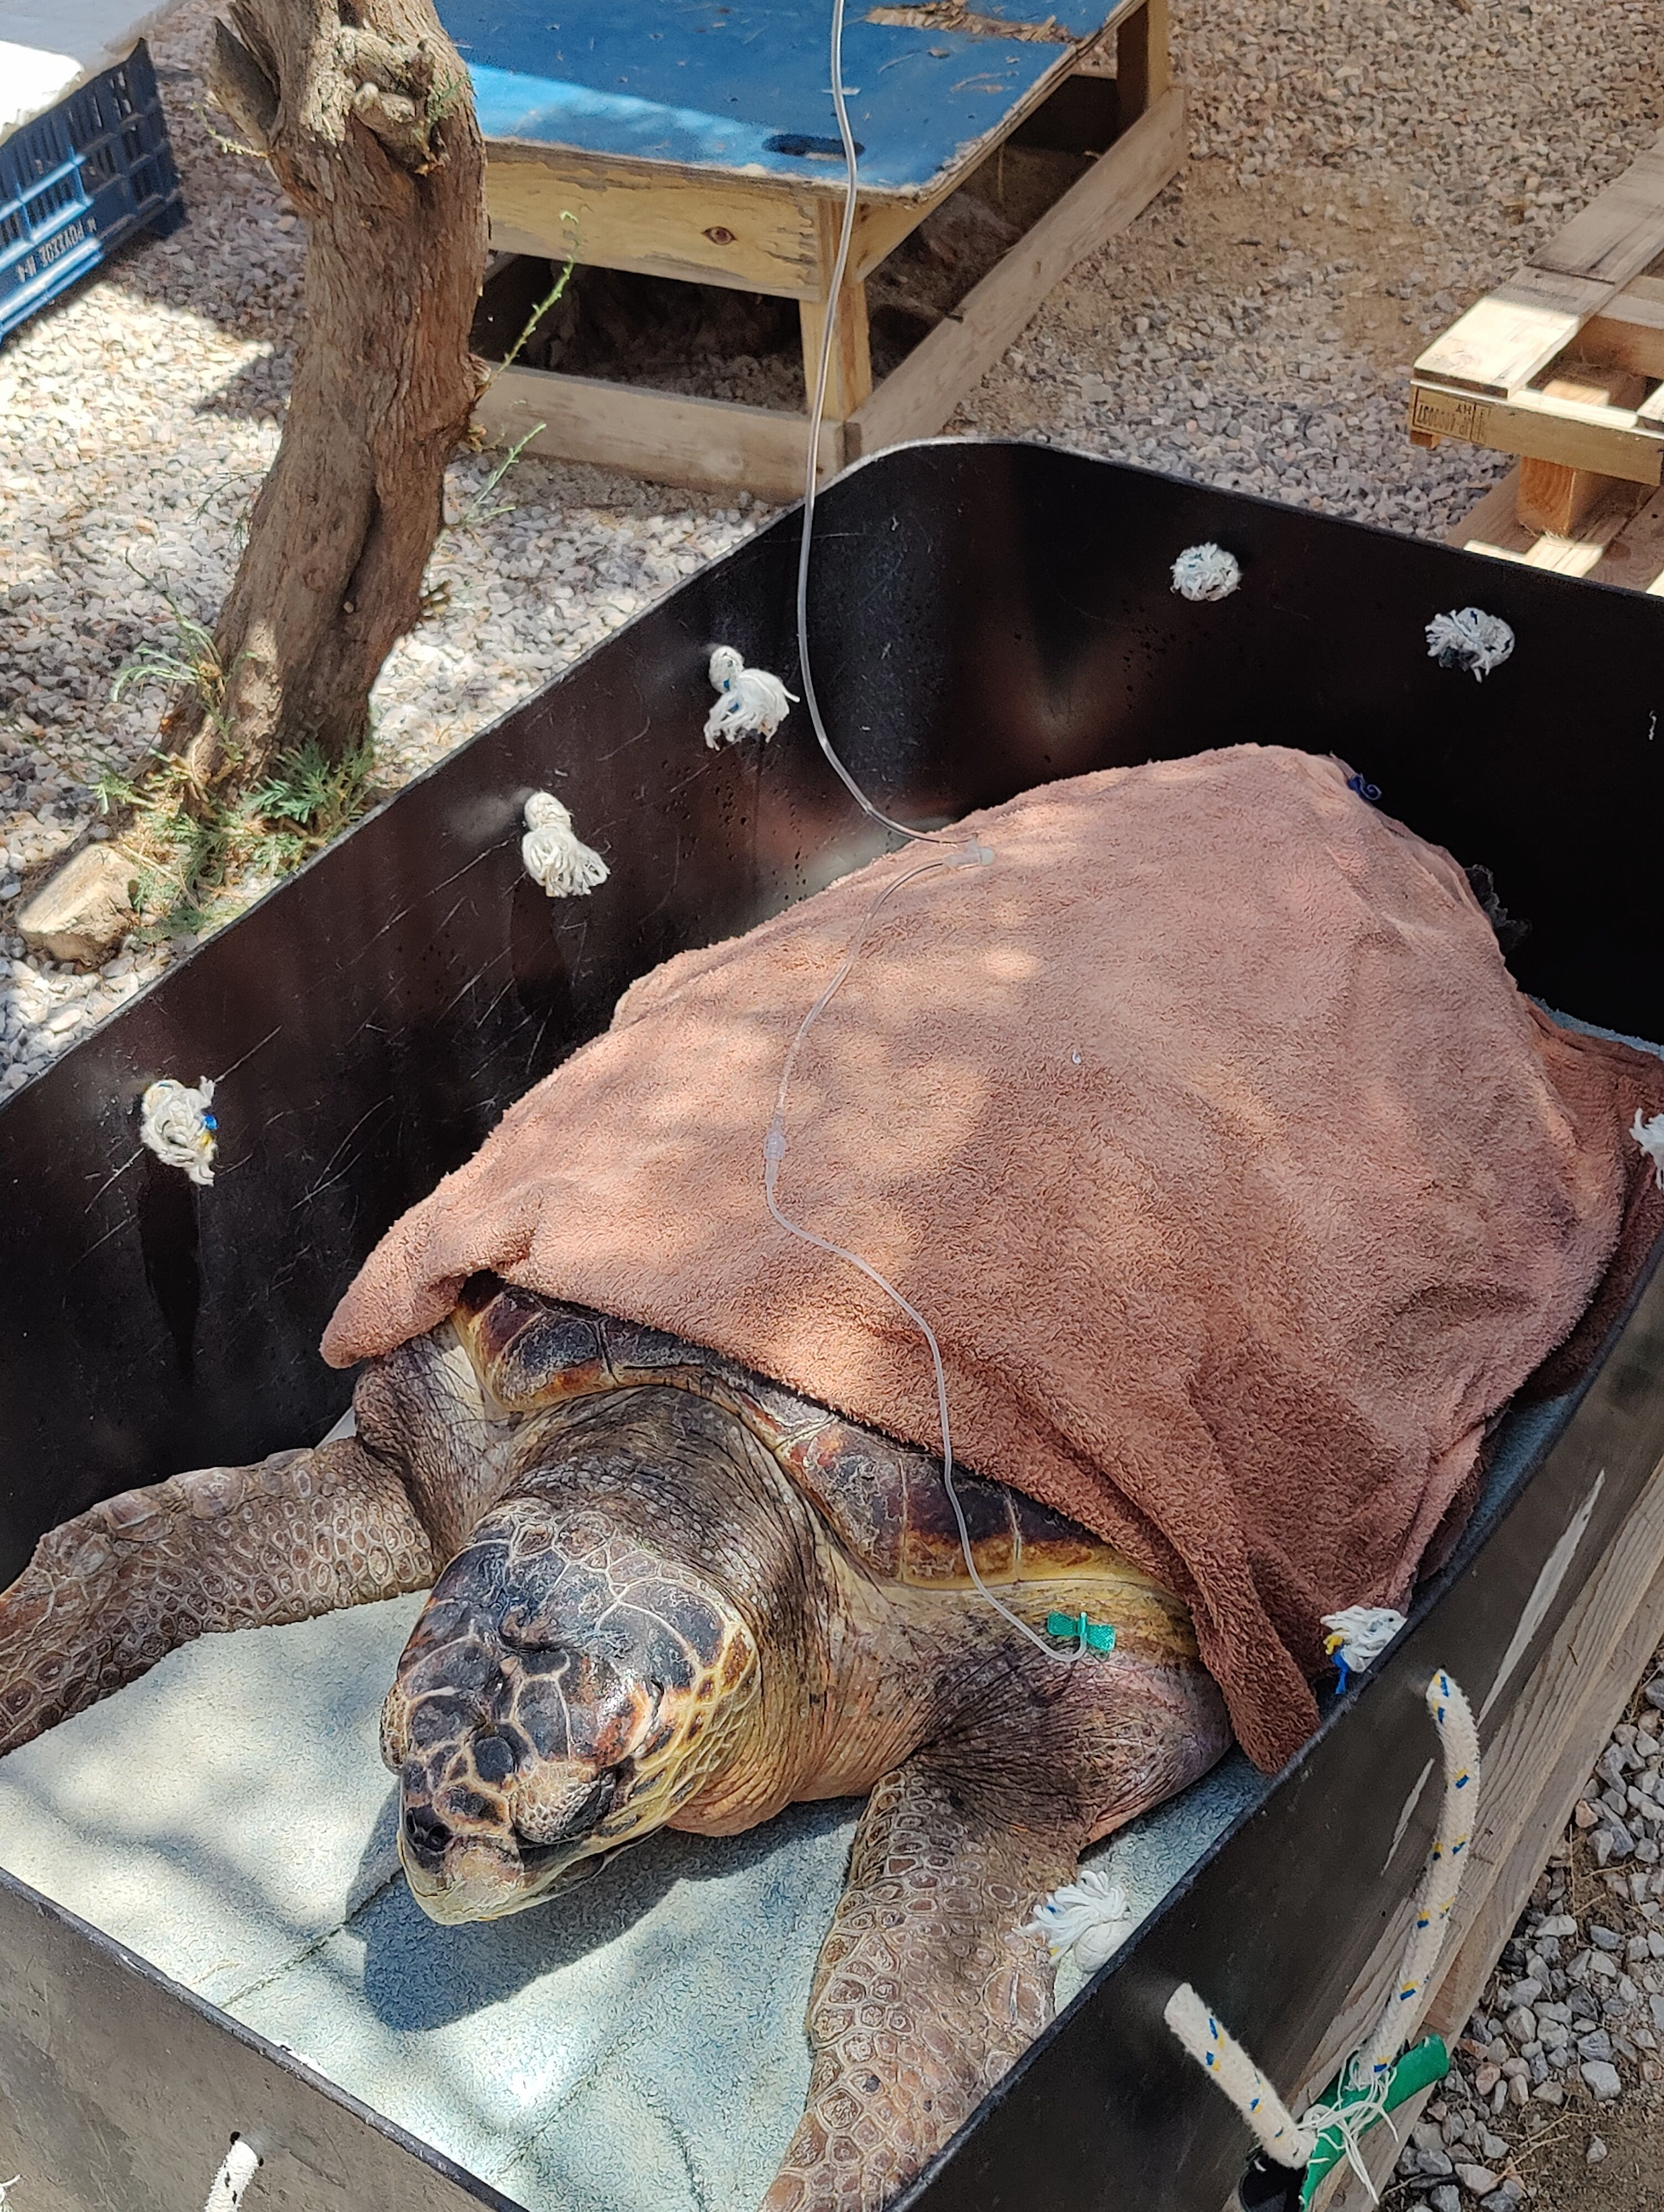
[0, 1270, 1231, 2210]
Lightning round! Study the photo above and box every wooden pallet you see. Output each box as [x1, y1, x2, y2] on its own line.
[1448, 464, 1664, 592]
[471, 0, 1180, 499]
[1409, 129, 1664, 542]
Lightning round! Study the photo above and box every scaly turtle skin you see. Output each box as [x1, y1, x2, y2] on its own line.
[0, 1274, 1230, 2210]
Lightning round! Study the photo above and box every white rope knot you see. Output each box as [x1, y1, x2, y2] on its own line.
[203, 2138, 260, 2212]
[1632, 1107, 1664, 1190]
[521, 792, 609, 898]
[1323, 1605, 1407, 1692]
[705, 645, 797, 748]
[1426, 607, 1514, 680]
[1170, 543, 1242, 602]
[140, 1076, 218, 1185]
[1025, 1865, 1131, 1974]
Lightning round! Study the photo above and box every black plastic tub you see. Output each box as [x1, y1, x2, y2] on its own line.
[3, 438, 1664, 2212]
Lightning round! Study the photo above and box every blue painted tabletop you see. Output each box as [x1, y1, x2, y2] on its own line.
[439, 0, 1112, 193]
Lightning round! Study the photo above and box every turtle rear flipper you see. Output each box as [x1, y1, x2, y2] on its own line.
[0, 1437, 433, 1757]
[763, 1754, 1077, 2212]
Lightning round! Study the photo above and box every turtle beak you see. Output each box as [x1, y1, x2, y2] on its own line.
[400, 1826, 635, 1922]
[406, 1836, 525, 1923]
[397, 1768, 634, 1923]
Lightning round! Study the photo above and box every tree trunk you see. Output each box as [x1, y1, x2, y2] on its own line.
[194, 0, 487, 792]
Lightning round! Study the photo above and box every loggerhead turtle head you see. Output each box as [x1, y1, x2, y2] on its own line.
[382, 1497, 760, 1923]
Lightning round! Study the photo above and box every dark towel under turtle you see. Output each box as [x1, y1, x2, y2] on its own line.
[323, 745, 1664, 1769]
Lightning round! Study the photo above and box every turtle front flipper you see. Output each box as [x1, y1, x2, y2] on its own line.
[0, 1436, 433, 1756]
[763, 1755, 1078, 2212]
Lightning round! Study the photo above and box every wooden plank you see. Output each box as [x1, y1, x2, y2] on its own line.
[1592, 487, 1664, 594]
[1446, 469, 1534, 557]
[1448, 469, 1664, 594]
[1408, 378, 1664, 486]
[1535, 128, 1664, 288]
[1322, 1536, 1664, 2212]
[849, 85, 1184, 457]
[800, 278, 874, 419]
[1516, 367, 1649, 534]
[1518, 478, 1650, 577]
[1412, 269, 1617, 400]
[1115, 0, 1171, 122]
[1518, 456, 1612, 540]
[849, 191, 936, 285]
[1582, 272, 1664, 381]
[475, 365, 842, 502]
[485, 148, 826, 298]
[1412, 133, 1664, 399]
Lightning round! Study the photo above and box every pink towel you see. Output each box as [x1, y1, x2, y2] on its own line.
[324, 746, 1663, 1768]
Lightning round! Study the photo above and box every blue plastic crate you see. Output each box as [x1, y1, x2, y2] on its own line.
[0, 38, 186, 344]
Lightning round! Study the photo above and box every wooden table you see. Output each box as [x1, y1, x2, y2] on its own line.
[445, 0, 1184, 496]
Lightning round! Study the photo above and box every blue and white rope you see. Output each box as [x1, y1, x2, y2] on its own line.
[1358, 1669, 1479, 2079]
[1164, 1984, 1316, 2170]
[1167, 1668, 1480, 2188]
[203, 2139, 260, 2212]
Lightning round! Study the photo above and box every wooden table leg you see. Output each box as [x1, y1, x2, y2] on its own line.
[1116, 0, 1171, 124]
[800, 278, 874, 420]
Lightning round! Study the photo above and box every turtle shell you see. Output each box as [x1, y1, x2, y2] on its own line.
[452, 1274, 1168, 1611]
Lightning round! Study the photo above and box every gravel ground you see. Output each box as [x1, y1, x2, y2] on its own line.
[1384, 1657, 1664, 2212]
